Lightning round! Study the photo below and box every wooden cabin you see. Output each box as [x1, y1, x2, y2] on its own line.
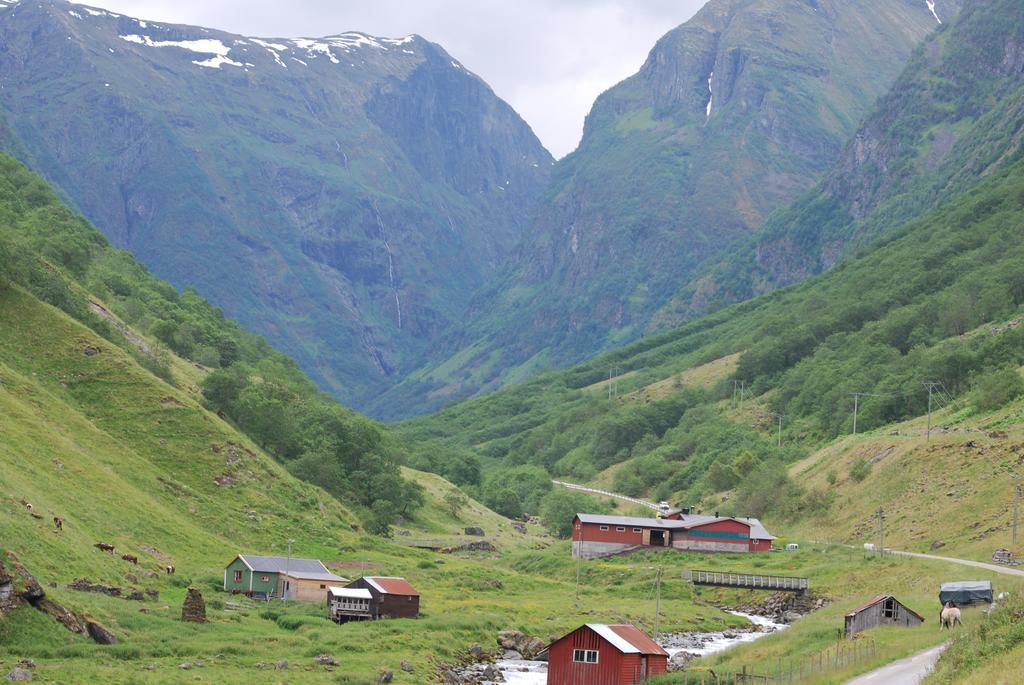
[344, 576, 420, 619]
[844, 596, 925, 636]
[328, 586, 373, 622]
[546, 623, 668, 685]
[222, 554, 347, 600]
[572, 513, 775, 559]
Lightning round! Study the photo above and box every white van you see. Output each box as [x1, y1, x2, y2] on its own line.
[785, 543, 800, 551]
[863, 543, 876, 551]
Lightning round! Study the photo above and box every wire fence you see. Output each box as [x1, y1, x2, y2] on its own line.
[671, 638, 876, 684]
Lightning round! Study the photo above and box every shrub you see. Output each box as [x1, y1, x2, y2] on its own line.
[849, 458, 871, 483]
[971, 366, 1024, 412]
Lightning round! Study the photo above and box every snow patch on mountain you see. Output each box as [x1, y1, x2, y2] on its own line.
[291, 38, 341, 64]
[706, 71, 714, 119]
[120, 34, 242, 69]
[926, 1, 941, 23]
[0, 0, 21, 10]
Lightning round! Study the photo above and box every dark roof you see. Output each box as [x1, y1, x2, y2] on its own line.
[940, 581, 992, 592]
[361, 576, 419, 596]
[234, 555, 328, 574]
[575, 513, 776, 540]
[846, 596, 925, 621]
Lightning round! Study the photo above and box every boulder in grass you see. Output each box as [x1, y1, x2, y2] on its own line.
[6, 669, 32, 682]
[181, 587, 206, 623]
[378, 669, 393, 683]
[86, 619, 118, 644]
[464, 527, 485, 537]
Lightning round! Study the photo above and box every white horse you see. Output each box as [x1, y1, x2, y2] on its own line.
[940, 602, 962, 630]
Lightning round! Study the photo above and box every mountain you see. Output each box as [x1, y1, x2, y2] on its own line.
[372, 0, 961, 419]
[658, 0, 1024, 322]
[0, 0, 552, 413]
[399, 0, 1024, 524]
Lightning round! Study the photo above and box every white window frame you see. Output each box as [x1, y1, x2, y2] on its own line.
[573, 649, 599, 664]
[233, 569, 243, 583]
[599, 525, 609, 531]
[633, 528, 643, 533]
[616, 526, 626, 532]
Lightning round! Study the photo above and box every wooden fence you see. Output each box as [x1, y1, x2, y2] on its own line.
[670, 639, 876, 684]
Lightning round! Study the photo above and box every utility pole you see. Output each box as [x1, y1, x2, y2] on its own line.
[1013, 482, 1023, 546]
[284, 539, 293, 602]
[774, 413, 784, 448]
[851, 393, 885, 435]
[923, 381, 940, 443]
[875, 508, 885, 555]
[653, 567, 662, 640]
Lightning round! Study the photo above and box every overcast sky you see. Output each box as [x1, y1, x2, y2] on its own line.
[71, 0, 707, 157]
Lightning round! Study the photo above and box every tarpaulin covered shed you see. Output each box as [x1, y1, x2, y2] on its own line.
[939, 581, 992, 606]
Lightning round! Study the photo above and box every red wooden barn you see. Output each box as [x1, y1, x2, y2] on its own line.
[572, 513, 775, 558]
[546, 623, 668, 685]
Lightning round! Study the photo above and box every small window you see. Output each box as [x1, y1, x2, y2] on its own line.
[599, 525, 609, 531]
[260, 575, 270, 583]
[573, 649, 599, 664]
[233, 570, 243, 583]
[633, 528, 643, 533]
[616, 526, 626, 532]
[320, 584, 326, 589]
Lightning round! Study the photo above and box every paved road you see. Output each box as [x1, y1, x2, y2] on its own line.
[845, 644, 947, 685]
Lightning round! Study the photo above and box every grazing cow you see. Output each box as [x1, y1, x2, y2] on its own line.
[166, 565, 176, 575]
[940, 602, 962, 630]
[121, 554, 138, 565]
[53, 516, 63, 531]
[94, 542, 115, 554]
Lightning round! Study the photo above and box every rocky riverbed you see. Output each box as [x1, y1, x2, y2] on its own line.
[447, 612, 789, 684]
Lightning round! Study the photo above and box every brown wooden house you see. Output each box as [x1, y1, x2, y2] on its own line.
[345, 576, 420, 619]
[844, 595, 925, 636]
[546, 624, 668, 685]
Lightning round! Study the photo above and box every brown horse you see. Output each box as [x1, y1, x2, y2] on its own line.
[121, 554, 138, 565]
[53, 516, 63, 531]
[165, 565, 176, 575]
[940, 602, 962, 630]
[94, 542, 115, 554]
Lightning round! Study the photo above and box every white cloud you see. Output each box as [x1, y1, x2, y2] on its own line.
[72, 0, 707, 157]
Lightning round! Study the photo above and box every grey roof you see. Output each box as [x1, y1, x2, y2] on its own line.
[236, 555, 328, 574]
[576, 513, 687, 530]
[575, 513, 775, 540]
[940, 581, 992, 591]
[283, 571, 349, 582]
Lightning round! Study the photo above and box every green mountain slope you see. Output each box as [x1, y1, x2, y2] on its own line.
[0, 0, 552, 414]
[374, 0, 960, 419]
[401, 85, 1024, 546]
[661, 0, 1024, 323]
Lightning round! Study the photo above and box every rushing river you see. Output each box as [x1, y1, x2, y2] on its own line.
[494, 612, 788, 684]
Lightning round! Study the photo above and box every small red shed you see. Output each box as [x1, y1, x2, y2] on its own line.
[546, 623, 668, 685]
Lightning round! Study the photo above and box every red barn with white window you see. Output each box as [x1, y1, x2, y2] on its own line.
[546, 623, 668, 685]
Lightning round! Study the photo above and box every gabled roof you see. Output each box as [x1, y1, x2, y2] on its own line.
[328, 587, 372, 600]
[846, 595, 925, 621]
[584, 624, 668, 656]
[575, 513, 776, 539]
[283, 570, 349, 583]
[232, 555, 328, 574]
[361, 576, 419, 596]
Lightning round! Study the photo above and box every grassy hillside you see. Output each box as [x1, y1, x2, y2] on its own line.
[401, 140, 1024, 552]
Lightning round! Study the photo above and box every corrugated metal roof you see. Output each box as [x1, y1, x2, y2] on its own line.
[576, 513, 776, 539]
[846, 595, 925, 621]
[362, 576, 419, 596]
[576, 513, 687, 529]
[586, 624, 668, 656]
[328, 587, 372, 599]
[283, 571, 349, 582]
[236, 555, 328, 574]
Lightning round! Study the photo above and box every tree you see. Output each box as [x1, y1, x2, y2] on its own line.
[444, 489, 469, 519]
[365, 500, 393, 537]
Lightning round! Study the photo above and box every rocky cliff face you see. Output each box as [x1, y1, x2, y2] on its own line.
[0, 0, 551, 412]
[372, 0, 956, 419]
[658, 0, 1022, 321]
